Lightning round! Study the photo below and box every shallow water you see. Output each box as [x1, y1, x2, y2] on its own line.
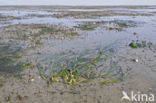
[0, 9, 58, 17]
[0, 6, 156, 74]
[1, 6, 156, 65]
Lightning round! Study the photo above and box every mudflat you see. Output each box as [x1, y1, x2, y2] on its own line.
[0, 6, 156, 103]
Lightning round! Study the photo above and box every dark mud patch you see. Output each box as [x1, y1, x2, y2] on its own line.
[0, 44, 24, 75]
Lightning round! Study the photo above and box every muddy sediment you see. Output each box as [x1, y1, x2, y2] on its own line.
[0, 6, 156, 103]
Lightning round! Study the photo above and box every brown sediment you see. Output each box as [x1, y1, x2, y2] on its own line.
[0, 6, 156, 103]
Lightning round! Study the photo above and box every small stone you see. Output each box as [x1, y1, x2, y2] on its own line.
[132, 59, 139, 62]
[133, 59, 139, 62]
[135, 59, 139, 62]
[28, 45, 32, 48]
[28, 36, 33, 41]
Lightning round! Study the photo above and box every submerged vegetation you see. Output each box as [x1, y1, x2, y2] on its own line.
[0, 15, 21, 20]
[129, 33, 153, 48]
[74, 25, 97, 30]
[74, 20, 137, 31]
[2, 24, 79, 41]
[129, 40, 153, 48]
[0, 6, 156, 103]
[37, 45, 126, 85]
[74, 21, 104, 30]
[52, 10, 153, 19]
[106, 20, 137, 31]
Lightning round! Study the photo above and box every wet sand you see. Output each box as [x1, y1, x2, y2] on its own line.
[0, 6, 156, 103]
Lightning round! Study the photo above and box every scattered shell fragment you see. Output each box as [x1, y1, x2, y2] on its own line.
[38, 76, 41, 79]
[28, 36, 33, 41]
[30, 78, 34, 82]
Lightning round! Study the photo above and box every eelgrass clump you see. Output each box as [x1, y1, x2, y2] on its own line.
[37, 45, 126, 85]
[106, 20, 137, 31]
[129, 40, 153, 48]
[74, 20, 137, 31]
[74, 21, 106, 31]
[74, 25, 97, 30]
[37, 49, 104, 85]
